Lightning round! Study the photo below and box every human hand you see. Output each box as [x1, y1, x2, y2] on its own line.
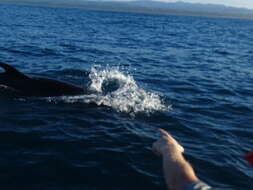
[152, 128, 184, 157]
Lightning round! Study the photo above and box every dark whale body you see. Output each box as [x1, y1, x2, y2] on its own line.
[0, 62, 85, 97]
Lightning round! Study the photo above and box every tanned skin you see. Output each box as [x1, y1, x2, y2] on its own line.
[152, 129, 199, 190]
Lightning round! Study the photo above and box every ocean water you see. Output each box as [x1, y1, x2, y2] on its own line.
[0, 3, 253, 190]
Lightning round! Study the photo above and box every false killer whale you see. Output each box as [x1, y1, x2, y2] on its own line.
[0, 62, 85, 97]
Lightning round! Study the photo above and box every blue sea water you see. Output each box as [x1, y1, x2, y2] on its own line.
[0, 3, 253, 190]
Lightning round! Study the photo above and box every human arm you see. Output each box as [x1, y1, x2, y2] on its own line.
[152, 129, 200, 190]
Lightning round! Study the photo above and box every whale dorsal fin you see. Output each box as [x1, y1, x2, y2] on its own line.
[0, 62, 30, 79]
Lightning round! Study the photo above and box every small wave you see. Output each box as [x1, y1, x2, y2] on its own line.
[214, 49, 233, 56]
[6, 45, 61, 57]
[47, 65, 170, 115]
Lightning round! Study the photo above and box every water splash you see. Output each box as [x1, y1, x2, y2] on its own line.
[48, 65, 170, 115]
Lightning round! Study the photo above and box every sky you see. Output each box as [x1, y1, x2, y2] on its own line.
[112, 0, 253, 9]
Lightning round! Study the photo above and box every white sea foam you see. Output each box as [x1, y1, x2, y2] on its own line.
[47, 65, 170, 114]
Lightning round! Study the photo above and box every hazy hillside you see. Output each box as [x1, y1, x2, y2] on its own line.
[1, 0, 253, 18]
[131, 1, 253, 15]
[130, 1, 253, 14]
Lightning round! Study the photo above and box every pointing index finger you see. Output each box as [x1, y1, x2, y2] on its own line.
[159, 128, 169, 137]
[158, 128, 178, 143]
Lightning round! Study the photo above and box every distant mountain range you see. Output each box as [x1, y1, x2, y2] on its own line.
[131, 1, 253, 13]
[1, 0, 253, 18]
[125, 1, 253, 17]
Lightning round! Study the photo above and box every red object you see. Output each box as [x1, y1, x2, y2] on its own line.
[245, 151, 253, 168]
